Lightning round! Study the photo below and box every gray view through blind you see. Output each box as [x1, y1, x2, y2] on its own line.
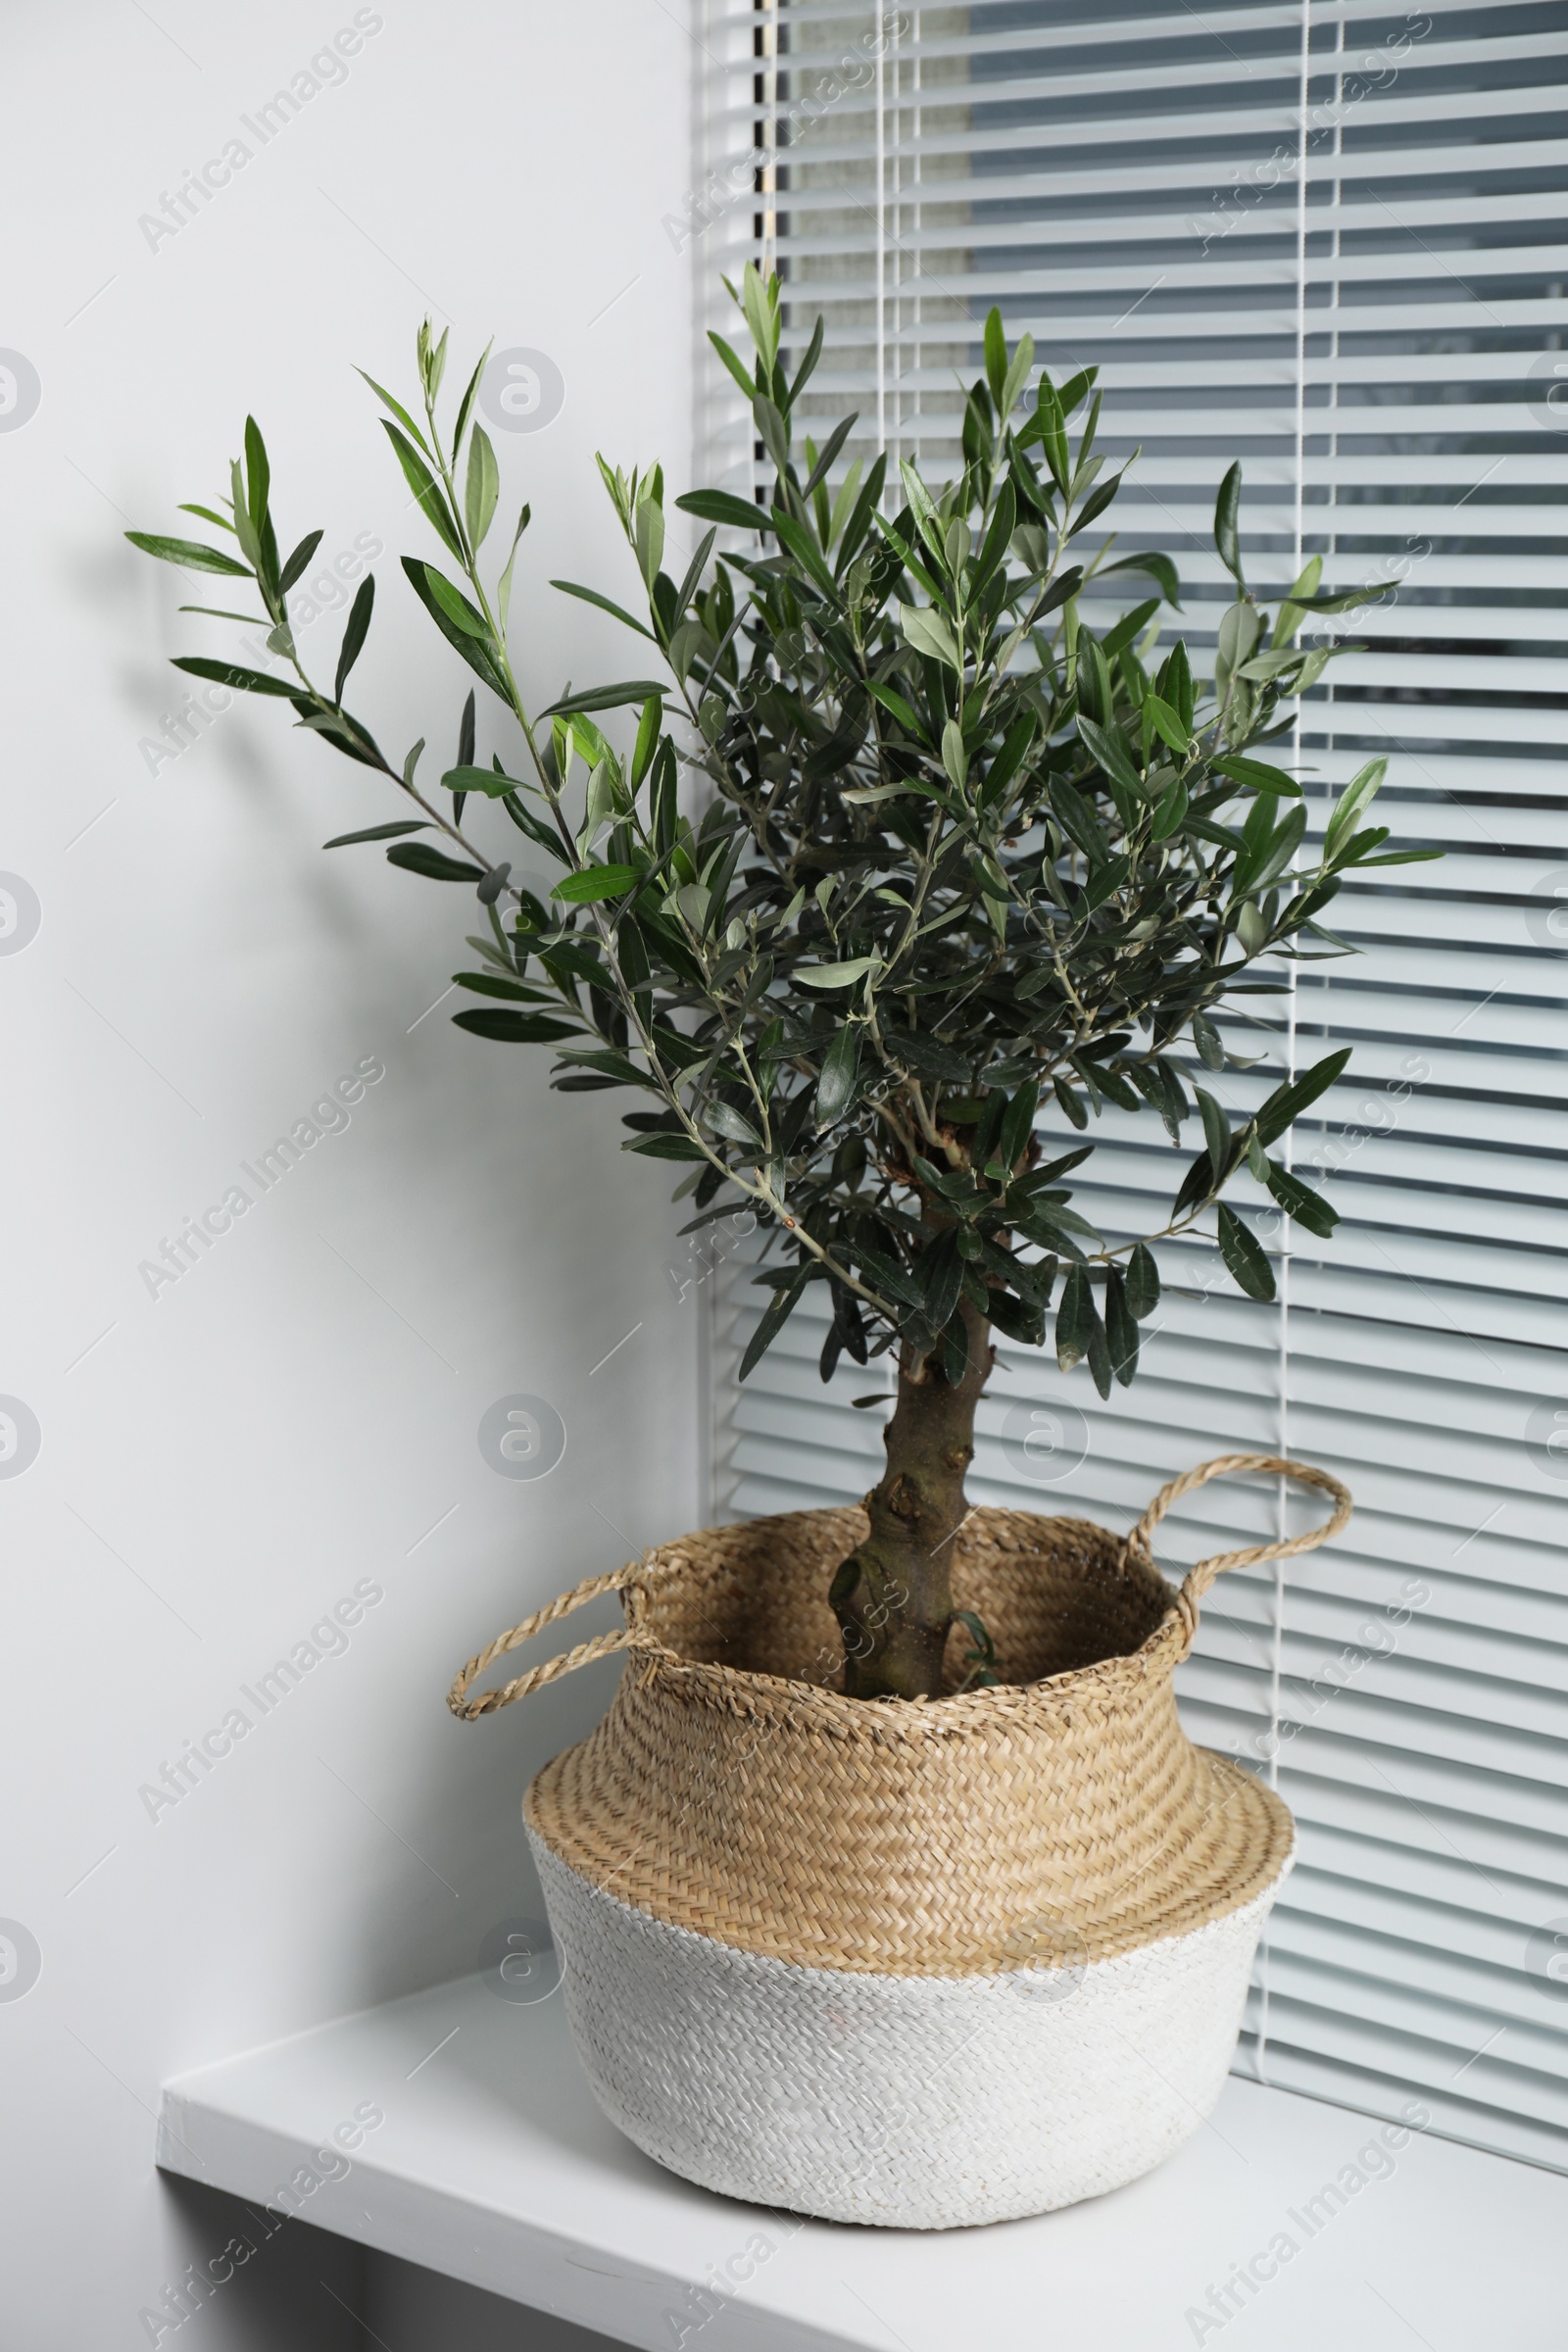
[685, 0, 1568, 2168]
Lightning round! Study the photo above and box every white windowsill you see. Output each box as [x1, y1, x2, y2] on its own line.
[158, 1973, 1565, 2351]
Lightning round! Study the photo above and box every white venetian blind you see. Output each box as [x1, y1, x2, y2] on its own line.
[693, 0, 1568, 2171]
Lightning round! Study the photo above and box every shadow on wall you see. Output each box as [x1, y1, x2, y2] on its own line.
[151, 2176, 363, 2351]
[365, 2246, 621, 2350]
[155, 2177, 619, 2351]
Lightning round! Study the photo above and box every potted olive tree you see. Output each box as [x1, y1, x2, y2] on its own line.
[129, 273, 1424, 2227]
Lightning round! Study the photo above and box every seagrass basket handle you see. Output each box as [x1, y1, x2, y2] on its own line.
[447, 1561, 665, 1720]
[1123, 1453, 1353, 1652]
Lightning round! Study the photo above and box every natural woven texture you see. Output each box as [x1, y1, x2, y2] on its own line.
[525, 1496, 1301, 1976]
[532, 1837, 1288, 2229]
[1125, 1450, 1352, 1638]
[449, 1565, 647, 1718]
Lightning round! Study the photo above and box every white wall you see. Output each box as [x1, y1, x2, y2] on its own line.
[0, 4, 702, 2344]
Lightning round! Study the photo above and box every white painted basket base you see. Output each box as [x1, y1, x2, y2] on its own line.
[531, 1834, 1292, 2230]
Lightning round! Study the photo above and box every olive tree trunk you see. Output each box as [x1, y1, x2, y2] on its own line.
[829, 1302, 995, 1700]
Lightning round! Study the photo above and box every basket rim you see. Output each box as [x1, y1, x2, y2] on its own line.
[618, 1500, 1189, 1740]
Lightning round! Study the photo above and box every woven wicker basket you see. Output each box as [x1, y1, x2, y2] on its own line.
[450, 1452, 1350, 2229]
